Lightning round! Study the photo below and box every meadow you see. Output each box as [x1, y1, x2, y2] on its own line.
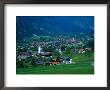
[16, 62, 94, 74]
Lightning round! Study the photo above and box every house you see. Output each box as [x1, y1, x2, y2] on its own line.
[17, 52, 30, 61]
[35, 60, 45, 66]
[40, 52, 52, 57]
[56, 48, 62, 55]
[79, 48, 92, 54]
[79, 49, 85, 54]
[61, 57, 74, 64]
[50, 59, 59, 65]
[31, 51, 37, 57]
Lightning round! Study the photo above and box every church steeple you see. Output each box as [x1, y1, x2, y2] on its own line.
[38, 46, 42, 54]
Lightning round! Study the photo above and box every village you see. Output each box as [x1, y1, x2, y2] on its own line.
[16, 35, 94, 68]
[16, 16, 94, 74]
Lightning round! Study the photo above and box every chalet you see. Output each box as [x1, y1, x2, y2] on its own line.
[60, 57, 74, 64]
[40, 52, 52, 57]
[16, 51, 31, 61]
[79, 48, 92, 54]
[79, 49, 85, 54]
[31, 51, 37, 57]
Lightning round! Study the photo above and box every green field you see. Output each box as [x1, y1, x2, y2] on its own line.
[16, 62, 94, 74]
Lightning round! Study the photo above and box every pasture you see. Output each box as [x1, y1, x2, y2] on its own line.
[16, 61, 94, 74]
[16, 52, 94, 74]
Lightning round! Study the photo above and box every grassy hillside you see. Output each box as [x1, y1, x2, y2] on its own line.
[16, 62, 94, 74]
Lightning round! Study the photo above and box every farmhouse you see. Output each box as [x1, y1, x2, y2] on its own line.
[60, 57, 74, 64]
[17, 52, 30, 61]
[40, 52, 52, 57]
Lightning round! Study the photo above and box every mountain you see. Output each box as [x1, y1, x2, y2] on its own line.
[16, 16, 94, 41]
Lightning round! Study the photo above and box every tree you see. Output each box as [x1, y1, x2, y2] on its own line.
[61, 45, 66, 51]
[31, 57, 37, 65]
[16, 59, 25, 68]
[86, 39, 94, 50]
[52, 50, 61, 58]
[43, 46, 54, 52]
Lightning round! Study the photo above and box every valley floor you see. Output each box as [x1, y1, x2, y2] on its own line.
[16, 61, 94, 74]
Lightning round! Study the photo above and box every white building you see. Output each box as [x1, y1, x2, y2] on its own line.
[38, 46, 42, 54]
